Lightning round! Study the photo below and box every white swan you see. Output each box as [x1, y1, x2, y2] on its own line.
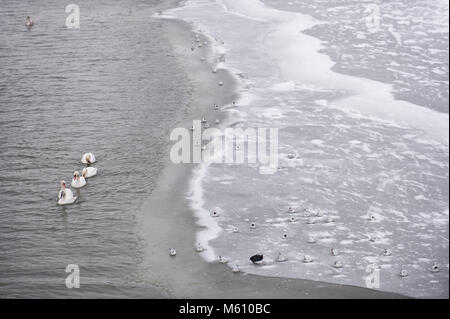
[81, 152, 96, 164]
[231, 226, 239, 233]
[333, 261, 343, 269]
[303, 255, 313, 263]
[400, 269, 408, 277]
[169, 248, 176, 256]
[213, 104, 220, 110]
[204, 123, 210, 129]
[232, 265, 240, 273]
[201, 117, 207, 123]
[215, 119, 220, 124]
[218, 81, 224, 86]
[289, 216, 297, 223]
[82, 167, 97, 178]
[368, 214, 376, 221]
[58, 181, 77, 205]
[287, 207, 296, 213]
[71, 171, 86, 188]
[212, 68, 217, 74]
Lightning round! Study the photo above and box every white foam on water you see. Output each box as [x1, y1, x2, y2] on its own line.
[222, 0, 449, 145]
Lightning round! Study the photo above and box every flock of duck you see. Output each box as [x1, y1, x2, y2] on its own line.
[57, 153, 97, 205]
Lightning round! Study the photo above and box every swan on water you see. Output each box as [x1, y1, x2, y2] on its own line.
[400, 269, 408, 277]
[333, 261, 343, 269]
[204, 123, 210, 129]
[82, 167, 97, 178]
[169, 248, 177, 256]
[196, 243, 205, 252]
[232, 265, 240, 273]
[218, 81, 224, 86]
[81, 152, 96, 164]
[213, 104, 220, 110]
[289, 216, 297, 223]
[287, 207, 295, 213]
[231, 226, 239, 233]
[71, 171, 86, 188]
[212, 68, 217, 74]
[215, 119, 220, 124]
[368, 214, 376, 221]
[201, 117, 207, 123]
[58, 181, 77, 205]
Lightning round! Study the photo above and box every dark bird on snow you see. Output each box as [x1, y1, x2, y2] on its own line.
[250, 254, 263, 264]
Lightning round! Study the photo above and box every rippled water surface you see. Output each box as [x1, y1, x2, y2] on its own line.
[0, 0, 189, 298]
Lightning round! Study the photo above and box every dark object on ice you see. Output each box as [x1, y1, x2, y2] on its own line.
[250, 254, 263, 264]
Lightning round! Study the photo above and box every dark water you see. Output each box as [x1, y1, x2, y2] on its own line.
[0, 0, 189, 297]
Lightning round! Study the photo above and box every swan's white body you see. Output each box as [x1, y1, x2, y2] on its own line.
[58, 181, 77, 205]
[331, 248, 339, 256]
[169, 248, 176, 256]
[400, 269, 408, 277]
[333, 261, 343, 269]
[71, 171, 86, 188]
[196, 244, 205, 252]
[218, 256, 229, 264]
[232, 265, 240, 273]
[81, 152, 96, 164]
[82, 167, 97, 178]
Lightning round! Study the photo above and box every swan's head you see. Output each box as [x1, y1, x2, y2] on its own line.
[73, 171, 80, 180]
[81, 167, 87, 178]
[86, 154, 91, 163]
[60, 180, 66, 189]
